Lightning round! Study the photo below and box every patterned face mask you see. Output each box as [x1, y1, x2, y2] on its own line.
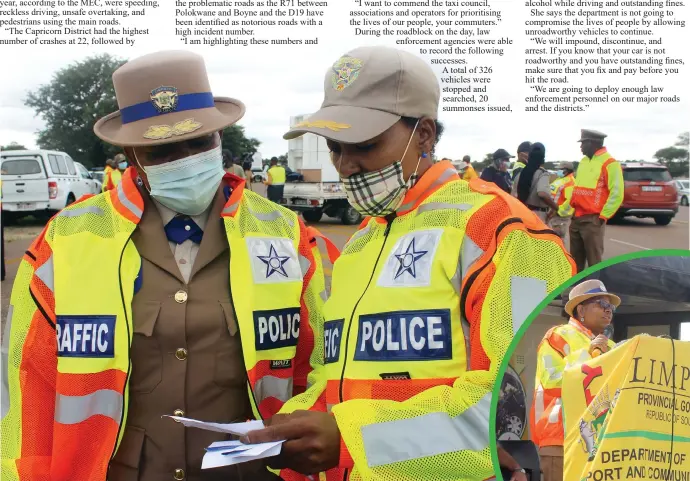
[341, 121, 421, 218]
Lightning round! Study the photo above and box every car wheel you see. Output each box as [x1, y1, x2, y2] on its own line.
[654, 215, 672, 226]
[253, 175, 262, 183]
[682, 195, 689, 206]
[302, 209, 323, 223]
[341, 205, 363, 225]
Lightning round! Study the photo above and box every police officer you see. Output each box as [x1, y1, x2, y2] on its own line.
[265, 157, 286, 203]
[103, 153, 128, 192]
[1, 51, 334, 481]
[531, 279, 619, 481]
[549, 162, 576, 250]
[511, 141, 531, 181]
[242, 46, 576, 481]
[560, 130, 624, 272]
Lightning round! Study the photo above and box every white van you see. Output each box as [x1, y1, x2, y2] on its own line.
[1, 149, 100, 221]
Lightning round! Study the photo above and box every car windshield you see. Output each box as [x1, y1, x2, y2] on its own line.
[623, 168, 672, 182]
[678, 180, 689, 189]
[1, 158, 42, 175]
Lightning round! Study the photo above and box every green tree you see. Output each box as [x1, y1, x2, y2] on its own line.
[25, 54, 127, 168]
[221, 125, 260, 159]
[1, 142, 27, 151]
[277, 153, 288, 163]
[654, 132, 689, 177]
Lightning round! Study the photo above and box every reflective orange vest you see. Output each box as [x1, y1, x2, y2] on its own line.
[530, 319, 614, 448]
[568, 148, 624, 220]
[1, 169, 336, 481]
[280, 161, 576, 481]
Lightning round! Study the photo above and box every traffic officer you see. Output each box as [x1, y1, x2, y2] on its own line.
[242, 45, 576, 481]
[549, 162, 576, 250]
[511, 141, 531, 181]
[265, 157, 286, 203]
[0, 51, 336, 481]
[530, 279, 619, 481]
[102, 153, 128, 191]
[560, 130, 623, 272]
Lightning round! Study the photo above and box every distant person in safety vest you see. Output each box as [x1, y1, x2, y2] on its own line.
[531, 279, 619, 481]
[560, 129, 624, 272]
[0, 50, 335, 481]
[241, 45, 576, 481]
[461, 155, 478, 181]
[512, 141, 531, 181]
[265, 157, 286, 203]
[548, 162, 576, 250]
[103, 153, 128, 192]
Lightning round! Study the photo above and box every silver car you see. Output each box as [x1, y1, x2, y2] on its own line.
[677, 179, 689, 206]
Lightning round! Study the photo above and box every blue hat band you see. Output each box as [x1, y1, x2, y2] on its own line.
[120, 92, 215, 124]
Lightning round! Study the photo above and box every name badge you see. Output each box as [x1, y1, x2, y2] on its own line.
[253, 308, 301, 351]
[354, 309, 452, 361]
[56, 315, 116, 358]
[324, 319, 345, 364]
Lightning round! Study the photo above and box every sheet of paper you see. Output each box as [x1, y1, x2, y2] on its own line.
[201, 441, 283, 469]
[164, 416, 265, 436]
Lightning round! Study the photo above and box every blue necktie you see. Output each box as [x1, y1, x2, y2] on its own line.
[164, 216, 203, 244]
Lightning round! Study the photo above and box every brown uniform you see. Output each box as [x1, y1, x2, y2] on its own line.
[108, 187, 277, 481]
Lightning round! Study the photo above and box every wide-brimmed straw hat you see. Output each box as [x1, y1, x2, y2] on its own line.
[565, 279, 621, 317]
[283, 46, 439, 144]
[94, 51, 245, 147]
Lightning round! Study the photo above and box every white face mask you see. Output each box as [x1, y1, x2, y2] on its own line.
[340, 121, 421, 218]
[135, 145, 225, 216]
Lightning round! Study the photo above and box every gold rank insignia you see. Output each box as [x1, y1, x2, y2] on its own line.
[143, 118, 202, 140]
[294, 120, 351, 132]
[150, 86, 179, 114]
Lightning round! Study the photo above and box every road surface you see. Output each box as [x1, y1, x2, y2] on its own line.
[2, 193, 688, 330]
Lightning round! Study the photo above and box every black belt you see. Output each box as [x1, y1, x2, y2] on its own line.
[528, 205, 550, 212]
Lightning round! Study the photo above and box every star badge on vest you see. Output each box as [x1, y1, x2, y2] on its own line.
[247, 237, 303, 284]
[377, 229, 442, 288]
[150, 86, 179, 113]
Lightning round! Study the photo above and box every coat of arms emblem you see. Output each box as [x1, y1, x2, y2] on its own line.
[578, 387, 620, 461]
[150, 86, 179, 114]
[331, 57, 363, 91]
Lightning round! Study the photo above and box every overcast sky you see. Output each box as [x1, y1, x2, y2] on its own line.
[1, 3, 688, 163]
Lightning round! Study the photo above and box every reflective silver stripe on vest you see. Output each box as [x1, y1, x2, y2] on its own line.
[222, 200, 240, 216]
[245, 204, 294, 227]
[59, 206, 104, 218]
[117, 182, 143, 220]
[35, 254, 55, 292]
[1, 305, 14, 419]
[361, 393, 491, 467]
[320, 289, 328, 302]
[254, 376, 293, 404]
[342, 224, 371, 252]
[510, 276, 547, 334]
[299, 254, 311, 277]
[416, 202, 472, 215]
[534, 384, 545, 422]
[460, 236, 485, 283]
[397, 167, 458, 213]
[55, 389, 123, 425]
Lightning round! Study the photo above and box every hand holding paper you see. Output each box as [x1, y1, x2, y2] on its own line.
[163, 416, 284, 469]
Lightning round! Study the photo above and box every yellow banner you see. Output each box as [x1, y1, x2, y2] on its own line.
[563, 335, 690, 481]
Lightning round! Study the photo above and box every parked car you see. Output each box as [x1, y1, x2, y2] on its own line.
[0, 149, 97, 222]
[74, 162, 102, 194]
[676, 179, 689, 206]
[90, 168, 105, 185]
[615, 162, 679, 225]
[251, 166, 267, 183]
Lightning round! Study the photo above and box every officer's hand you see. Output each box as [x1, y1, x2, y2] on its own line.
[511, 470, 529, 481]
[241, 410, 340, 474]
[589, 335, 609, 355]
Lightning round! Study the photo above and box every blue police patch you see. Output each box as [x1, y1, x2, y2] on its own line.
[354, 309, 452, 362]
[324, 319, 344, 364]
[56, 315, 116, 358]
[253, 308, 301, 351]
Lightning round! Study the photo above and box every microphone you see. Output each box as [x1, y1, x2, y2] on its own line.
[592, 324, 614, 358]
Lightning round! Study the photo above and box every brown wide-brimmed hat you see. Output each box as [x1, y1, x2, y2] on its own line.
[94, 51, 245, 147]
[565, 279, 621, 317]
